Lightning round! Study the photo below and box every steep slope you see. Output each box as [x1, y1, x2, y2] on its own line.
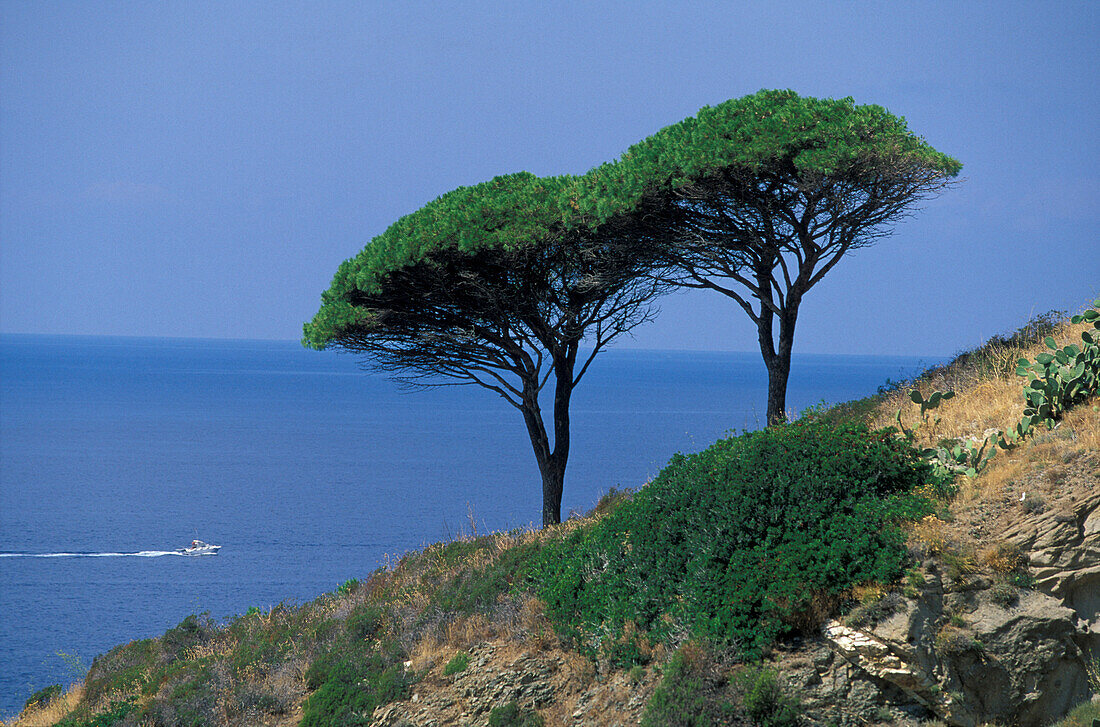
[8, 306, 1099, 727]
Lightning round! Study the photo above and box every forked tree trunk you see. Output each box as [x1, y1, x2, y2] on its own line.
[764, 355, 791, 426]
[519, 352, 575, 528]
[757, 289, 800, 426]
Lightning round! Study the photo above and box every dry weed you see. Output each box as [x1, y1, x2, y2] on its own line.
[979, 541, 1025, 575]
[443, 613, 498, 648]
[910, 515, 951, 556]
[408, 634, 448, 673]
[3, 685, 84, 727]
[518, 597, 560, 652]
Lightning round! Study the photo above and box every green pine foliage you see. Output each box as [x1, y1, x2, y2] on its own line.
[302, 172, 585, 349]
[603, 89, 959, 201]
[534, 420, 940, 658]
[306, 91, 960, 353]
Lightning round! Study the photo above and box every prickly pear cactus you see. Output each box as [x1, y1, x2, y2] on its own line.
[1014, 298, 1100, 431]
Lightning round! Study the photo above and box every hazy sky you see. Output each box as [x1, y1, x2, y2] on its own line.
[2, 1, 1096, 356]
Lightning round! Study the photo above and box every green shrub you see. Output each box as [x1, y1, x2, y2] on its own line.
[225, 603, 304, 679]
[735, 666, 801, 727]
[534, 421, 937, 657]
[22, 683, 62, 712]
[55, 699, 135, 727]
[428, 540, 543, 617]
[83, 639, 158, 704]
[443, 651, 470, 676]
[346, 603, 386, 641]
[640, 648, 734, 727]
[487, 701, 544, 727]
[301, 653, 412, 727]
[335, 578, 361, 596]
[161, 612, 215, 661]
[301, 604, 411, 727]
[1053, 700, 1100, 727]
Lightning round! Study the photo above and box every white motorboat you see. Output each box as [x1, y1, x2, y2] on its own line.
[179, 540, 221, 556]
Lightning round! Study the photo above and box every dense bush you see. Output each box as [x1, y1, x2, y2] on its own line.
[83, 638, 159, 704]
[301, 655, 411, 727]
[534, 420, 938, 657]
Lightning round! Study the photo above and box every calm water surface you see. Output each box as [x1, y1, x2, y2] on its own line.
[0, 335, 935, 715]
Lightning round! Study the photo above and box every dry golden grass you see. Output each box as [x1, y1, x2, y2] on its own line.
[871, 317, 1093, 451]
[979, 541, 1026, 575]
[864, 309, 1099, 571]
[2, 684, 83, 727]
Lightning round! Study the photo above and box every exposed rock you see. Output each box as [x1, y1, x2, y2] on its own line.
[1002, 459, 1100, 659]
[369, 642, 656, 727]
[815, 460, 1099, 727]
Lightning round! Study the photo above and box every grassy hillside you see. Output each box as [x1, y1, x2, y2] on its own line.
[8, 302, 1099, 727]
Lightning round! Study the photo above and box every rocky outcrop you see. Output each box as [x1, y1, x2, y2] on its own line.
[1001, 460, 1100, 659]
[822, 586, 1088, 726]
[815, 461, 1099, 727]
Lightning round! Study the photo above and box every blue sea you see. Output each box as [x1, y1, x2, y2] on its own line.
[0, 335, 934, 716]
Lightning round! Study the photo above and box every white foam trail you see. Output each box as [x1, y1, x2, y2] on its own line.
[0, 550, 190, 558]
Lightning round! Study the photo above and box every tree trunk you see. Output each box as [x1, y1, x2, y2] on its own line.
[539, 457, 566, 528]
[764, 351, 792, 425]
[518, 352, 575, 528]
[541, 351, 575, 527]
[758, 299, 799, 426]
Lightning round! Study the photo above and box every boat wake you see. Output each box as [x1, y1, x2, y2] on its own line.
[0, 550, 188, 558]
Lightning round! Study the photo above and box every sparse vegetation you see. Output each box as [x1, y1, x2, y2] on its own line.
[934, 626, 984, 658]
[487, 701, 544, 727]
[639, 642, 736, 727]
[442, 651, 470, 676]
[1054, 700, 1100, 727]
[845, 591, 905, 629]
[987, 582, 1018, 608]
[20, 687, 61, 715]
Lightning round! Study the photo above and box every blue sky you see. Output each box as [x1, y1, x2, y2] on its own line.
[1, 1, 1096, 356]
